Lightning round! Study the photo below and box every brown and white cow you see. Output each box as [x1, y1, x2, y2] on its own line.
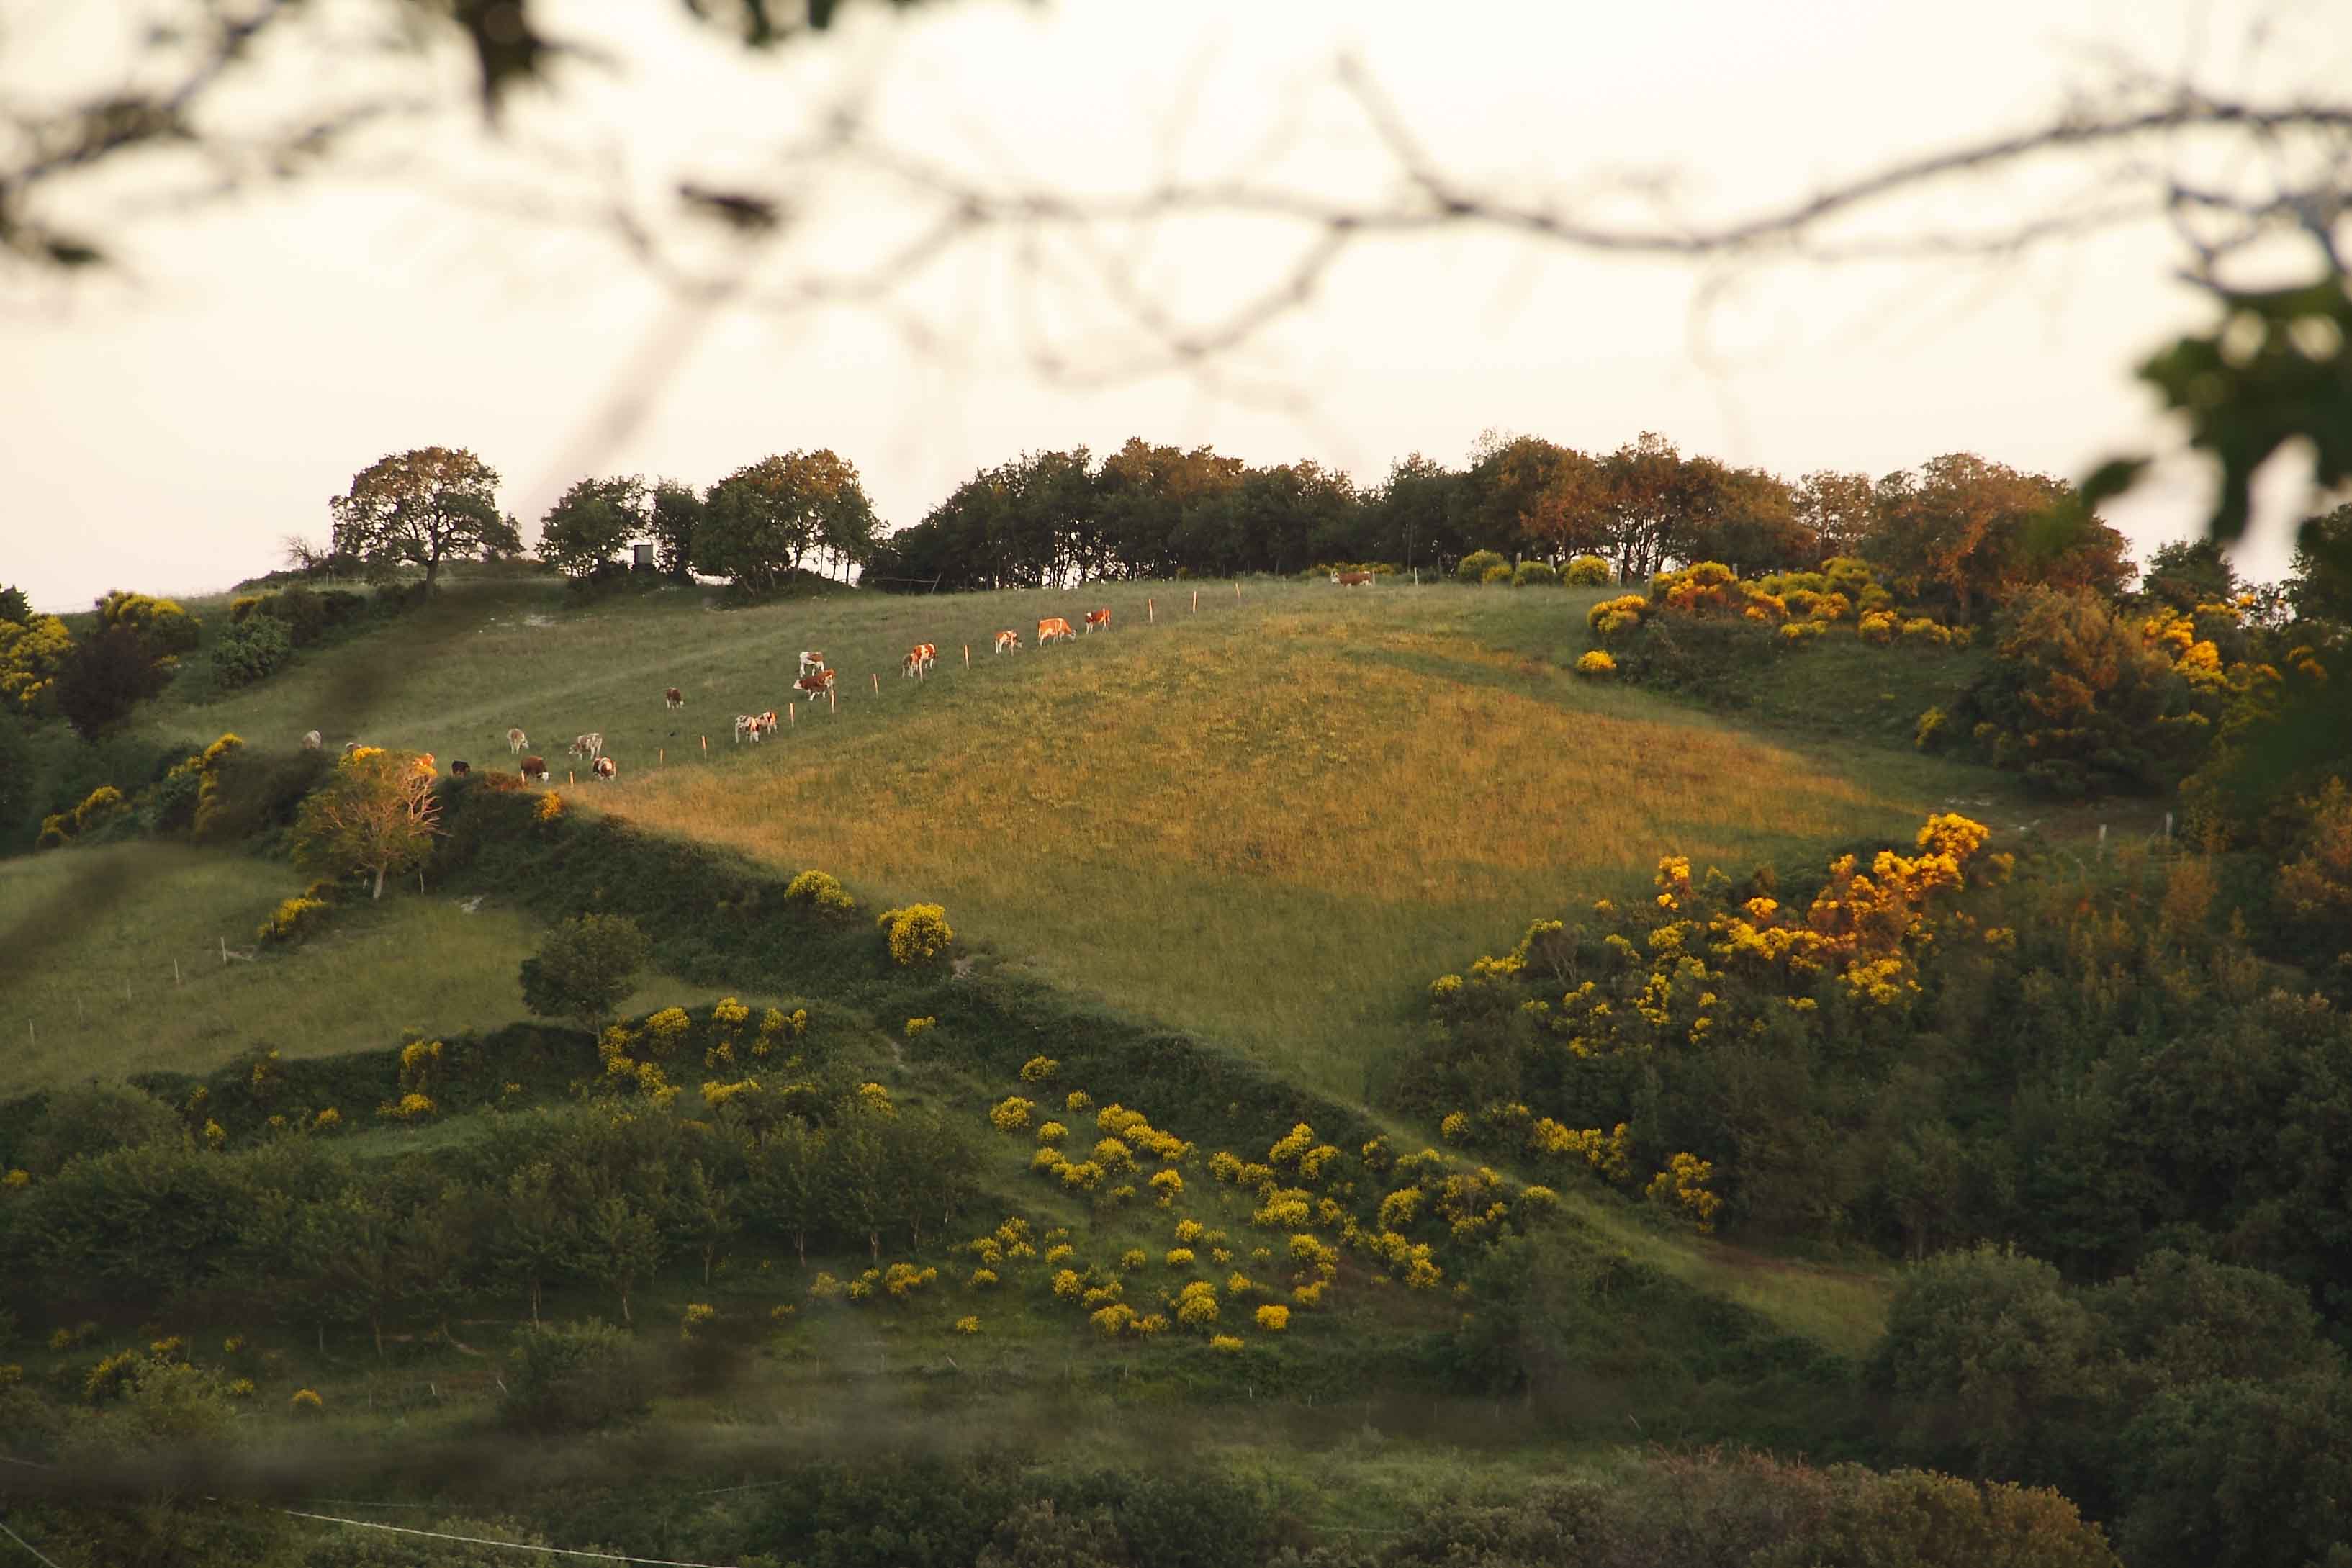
[520, 754, 549, 784]
[733, 713, 766, 744]
[901, 642, 937, 678]
[1037, 616, 1076, 644]
[1083, 608, 1111, 633]
[794, 668, 836, 700]
[592, 755, 618, 781]
[993, 629, 1022, 654]
[665, 687, 685, 710]
[798, 650, 826, 679]
[302, 729, 322, 751]
[507, 726, 528, 754]
[568, 732, 604, 762]
[1330, 570, 1375, 587]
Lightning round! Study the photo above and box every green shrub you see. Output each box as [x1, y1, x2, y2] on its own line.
[500, 1318, 652, 1431]
[878, 903, 954, 967]
[1456, 549, 1510, 584]
[1564, 554, 1611, 587]
[211, 613, 294, 690]
[1511, 560, 1559, 587]
[520, 913, 651, 1027]
[1479, 563, 1513, 585]
[24, 1082, 184, 1175]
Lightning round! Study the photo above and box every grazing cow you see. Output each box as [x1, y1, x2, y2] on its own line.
[1083, 608, 1111, 633]
[592, 756, 617, 781]
[568, 732, 604, 762]
[734, 713, 762, 744]
[993, 629, 1022, 654]
[302, 729, 322, 751]
[794, 669, 835, 700]
[507, 726, 528, 754]
[1330, 570, 1375, 587]
[665, 687, 685, 710]
[520, 755, 549, 784]
[342, 740, 362, 755]
[901, 642, 937, 678]
[451, 760, 470, 777]
[1037, 616, 1076, 644]
[798, 650, 826, 679]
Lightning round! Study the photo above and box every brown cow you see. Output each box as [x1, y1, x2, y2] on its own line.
[1037, 616, 1076, 644]
[1083, 608, 1111, 633]
[520, 755, 549, 784]
[798, 650, 826, 679]
[1330, 570, 1375, 587]
[993, 629, 1022, 654]
[665, 687, 685, 710]
[901, 642, 937, 678]
[794, 669, 836, 700]
[592, 756, 618, 781]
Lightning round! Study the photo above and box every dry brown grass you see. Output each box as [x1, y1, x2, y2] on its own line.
[615, 588, 1944, 1095]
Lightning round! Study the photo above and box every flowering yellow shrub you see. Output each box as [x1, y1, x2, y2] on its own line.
[1438, 1111, 1469, 1143]
[1209, 1334, 1244, 1353]
[1645, 1153, 1724, 1233]
[257, 896, 332, 945]
[1019, 1055, 1060, 1082]
[1267, 1122, 1317, 1166]
[290, 1387, 324, 1415]
[990, 1096, 1035, 1132]
[1518, 1184, 1560, 1214]
[379, 1094, 435, 1122]
[968, 1267, 999, 1288]
[1292, 1281, 1325, 1309]
[1574, 649, 1617, 675]
[680, 1302, 717, 1339]
[1254, 1305, 1290, 1333]
[227, 1378, 256, 1398]
[1148, 1169, 1183, 1204]
[1165, 1248, 1196, 1267]
[1252, 1189, 1312, 1228]
[880, 1263, 939, 1299]
[808, 1272, 844, 1301]
[536, 791, 564, 821]
[1058, 1160, 1104, 1191]
[785, 869, 856, 913]
[1045, 1243, 1074, 1264]
[1857, 610, 1896, 645]
[1052, 1269, 1083, 1300]
[1065, 1091, 1094, 1113]
[3, 1168, 29, 1188]
[1376, 1188, 1421, 1233]
[1091, 1303, 1140, 1338]
[1175, 1281, 1220, 1328]
[1564, 554, 1611, 586]
[954, 1315, 981, 1335]
[904, 1017, 937, 1039]
[878, 903, 953, 965]
[1035, 1120, 1068, 1148]
[1587, 594, 1650, 641]
[857, 1082, 896, 1116]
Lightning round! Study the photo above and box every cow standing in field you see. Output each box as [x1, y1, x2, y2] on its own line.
[733, 713, 769, 744]
[1083, 608, 1111, 633]
[798, 651, 826, 679]
[569, 732, 604, 762]
[1037, 616, 1076, 644]
[993, 630, 1022, 654]
[302, 729, 322, 751]
[521, 755, 549, 784]
[451, 760, 470, 777]
[794, 669, 836, 701]
[902, 642, 937, 678]
[665, 688, 684, 710]
[1331, 570, 1375, 587]
[592, 756, 618, 781]
[507, 727, 528, 754]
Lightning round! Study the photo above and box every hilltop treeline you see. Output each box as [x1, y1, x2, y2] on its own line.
[862, 436, 2133, 606]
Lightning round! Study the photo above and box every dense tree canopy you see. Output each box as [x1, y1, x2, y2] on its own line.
[695, 449, 878, 595]
[329, 447, 520, 590]
[537, 476, 651, 579]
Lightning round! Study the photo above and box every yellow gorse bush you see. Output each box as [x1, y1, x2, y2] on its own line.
[990, 1096, 1035, 1132]
[1254, 1304, 1290, 1332]
[878, 902, 953, 965]
[1019, 1055, 1060, 1081]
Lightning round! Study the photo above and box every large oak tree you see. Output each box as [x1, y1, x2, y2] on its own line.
[328, 447, 518, 591]
[694, 449, 877, 595]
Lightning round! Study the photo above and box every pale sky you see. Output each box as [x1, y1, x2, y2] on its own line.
[6, 0, 2349, 612]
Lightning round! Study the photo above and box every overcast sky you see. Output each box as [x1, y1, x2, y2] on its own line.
[6, 0, 2348, 612]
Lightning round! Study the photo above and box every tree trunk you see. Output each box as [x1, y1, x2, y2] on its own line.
[371, 1312, 384, 1360]
[372, 864, 385, 901]
[618, 1281, 632, 1325]
[528, 1279, 541, 1325]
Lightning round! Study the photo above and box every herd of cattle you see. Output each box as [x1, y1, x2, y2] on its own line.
[297, 606, 1122, 786]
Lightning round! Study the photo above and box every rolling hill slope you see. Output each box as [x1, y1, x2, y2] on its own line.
[140, 572, 2008, 1098]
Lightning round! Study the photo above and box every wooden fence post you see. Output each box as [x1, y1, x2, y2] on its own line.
[568, 770, 575, 785]
[701, 735, 708, 754]
[1148, 598, 1155, 623]
[1235, 580, 1241, 598]
[963, 644, 970, 668]
[659, 748, 664, 767]
[829, 687, 836, 713]
[872, 672, 880, 695]
[220, 936, 227, 965]
[789, 704, 795, 726]
[1191, 590, 1199, 614]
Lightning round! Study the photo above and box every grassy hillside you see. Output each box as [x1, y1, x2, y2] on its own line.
[0, 842, 769, 1096]
[142, 574, 2004, 1097]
